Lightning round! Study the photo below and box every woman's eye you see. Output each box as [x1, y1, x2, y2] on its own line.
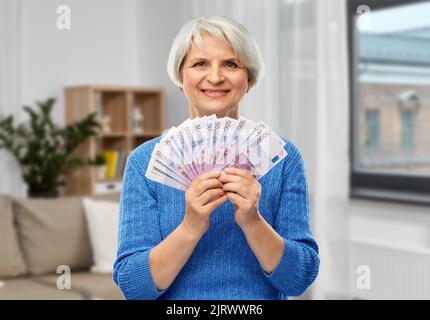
[225, 61, 238, 68]
[193, 62, 205, 67]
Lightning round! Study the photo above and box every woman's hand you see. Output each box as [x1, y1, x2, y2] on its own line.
[183, 170, 227, 239]
[219, 167, 262, 230]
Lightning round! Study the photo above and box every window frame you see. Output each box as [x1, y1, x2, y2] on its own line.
[347, 0, 430, 206]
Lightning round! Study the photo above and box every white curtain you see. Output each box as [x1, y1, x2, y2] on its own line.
[314, 0, 351, 300]
[0, 0, 25, 197]
[281, 0, 351, 299]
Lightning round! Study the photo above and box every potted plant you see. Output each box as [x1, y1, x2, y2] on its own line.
[0, 97, 101, 197]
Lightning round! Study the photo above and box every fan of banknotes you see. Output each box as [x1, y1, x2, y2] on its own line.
[145, 115, 287, 191]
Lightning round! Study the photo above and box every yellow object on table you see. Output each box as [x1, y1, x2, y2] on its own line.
[102, 150, 118, 179]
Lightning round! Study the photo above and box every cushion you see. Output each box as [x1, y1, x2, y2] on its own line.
[13, 197, 93, 275]
[0, 195, 27, 278]
[82, 198, 119, 273]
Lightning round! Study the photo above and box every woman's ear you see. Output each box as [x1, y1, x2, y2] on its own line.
[246, 78, 252, 93]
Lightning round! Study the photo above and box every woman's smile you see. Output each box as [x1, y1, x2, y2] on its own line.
[200, 88, 230, 98]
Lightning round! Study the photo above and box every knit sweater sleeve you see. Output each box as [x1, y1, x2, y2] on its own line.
[261, 142, 320, 297]
[112, 144, 166, 300]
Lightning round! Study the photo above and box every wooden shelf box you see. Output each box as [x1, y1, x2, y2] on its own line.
[64, 85, 165, 196]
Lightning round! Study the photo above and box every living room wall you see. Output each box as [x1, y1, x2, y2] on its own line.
[2, 0, 190, 196]
[20, 0, 141, 128]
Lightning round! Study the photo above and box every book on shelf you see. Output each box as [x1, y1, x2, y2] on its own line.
[102, 150, 117, 179]
[115, 149, 125, 178]
[102, 149, 125, 180]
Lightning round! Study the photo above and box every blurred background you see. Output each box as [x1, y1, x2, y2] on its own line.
[1, 0, 429, 300]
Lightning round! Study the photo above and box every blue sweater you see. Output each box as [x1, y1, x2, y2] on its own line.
[113, 136, 319, 300]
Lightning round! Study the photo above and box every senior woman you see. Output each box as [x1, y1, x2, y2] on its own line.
[113, 16, 319, 300]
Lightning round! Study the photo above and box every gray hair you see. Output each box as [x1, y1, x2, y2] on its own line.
[167, 16, 265, 90]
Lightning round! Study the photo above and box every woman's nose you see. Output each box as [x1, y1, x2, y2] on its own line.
[207, 67, 224, 84]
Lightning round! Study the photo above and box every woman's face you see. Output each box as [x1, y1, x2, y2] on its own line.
[181, 34, 251, 119]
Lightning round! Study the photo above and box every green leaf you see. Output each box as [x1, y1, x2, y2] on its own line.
[0, 97, 101, 194]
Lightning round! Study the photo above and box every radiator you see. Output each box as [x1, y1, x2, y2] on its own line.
[350, 240, 430, 299]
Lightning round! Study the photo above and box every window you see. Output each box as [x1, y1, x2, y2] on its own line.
[401, 109, 414, 150]
[348, 0, 430, 204]
[365, 110, 380, 150]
